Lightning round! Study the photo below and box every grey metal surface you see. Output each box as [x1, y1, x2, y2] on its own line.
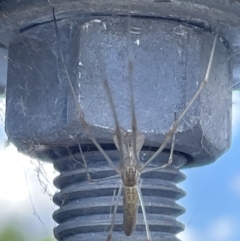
[0, 47, 7, 94]
[1, 2, 237, 240]
[1, 1, 240, 90]
[227, 25, 240, 90]
[53, 150, 186, 241]
[5, 16, 231, 167]
[0, 0, 240, 46]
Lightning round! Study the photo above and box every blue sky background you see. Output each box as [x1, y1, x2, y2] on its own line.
[178, 91, 240, 241]
[0, 91, 239, 241]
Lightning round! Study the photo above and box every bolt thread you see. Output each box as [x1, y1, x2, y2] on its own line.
[53, 147, 186, 241]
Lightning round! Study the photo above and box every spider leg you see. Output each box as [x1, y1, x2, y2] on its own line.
[52, 7, 120, 174]
[141, 26, 219, 172]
